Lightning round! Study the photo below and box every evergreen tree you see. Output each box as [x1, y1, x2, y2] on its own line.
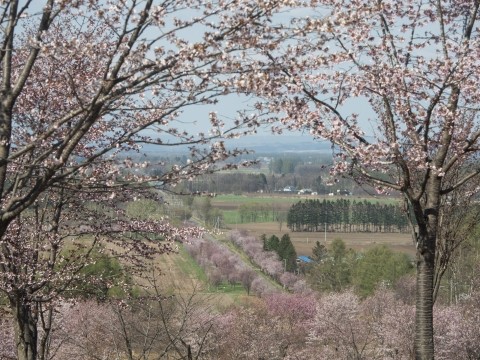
[278, 234, 298, 272]
[307, 238, 356, 292]
[263, 234, 280, 252]
[311, 241, 328, 262]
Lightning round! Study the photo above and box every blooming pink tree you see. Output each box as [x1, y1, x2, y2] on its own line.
[0, 1, 281, 359]
[245, 1, 480, 358]
[212, 295, 314, 359]
[308, 290, 377, 359]
[0, 310, 14, 359]
[433, 292, 480, 359]
[2, 188, 202, 360]
[364, 288, 416, 359]
[239, 267, 257, 295]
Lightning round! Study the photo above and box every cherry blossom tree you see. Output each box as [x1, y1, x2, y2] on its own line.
[239, 267, 256, 295]
[212, 294, 315, 359]
[0, 309, 14, 359]
[245, 1, 480, 358]
[308, 290, 377, 359]
[4, 185, 208, 360]
[41, 289, 218, 360]
[0, 1, 282, 359]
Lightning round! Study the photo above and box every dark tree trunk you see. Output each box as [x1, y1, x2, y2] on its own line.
[415, 231, 435, 360]
[38, 305, 54, 360]
[412, 185, 439, 360]
[11, 297, 38, 360]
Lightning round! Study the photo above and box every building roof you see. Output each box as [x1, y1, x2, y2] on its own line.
[297, 255, 313, 263]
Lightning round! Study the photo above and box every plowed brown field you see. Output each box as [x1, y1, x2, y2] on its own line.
[230, 222, 415, 257]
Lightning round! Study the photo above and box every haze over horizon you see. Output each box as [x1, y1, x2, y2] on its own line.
[138, 133, 333, 155]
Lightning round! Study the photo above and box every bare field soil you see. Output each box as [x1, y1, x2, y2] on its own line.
[230, 222, 415, 257]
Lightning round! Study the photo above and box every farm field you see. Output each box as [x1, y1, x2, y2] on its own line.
[211, 193, 299, 210]
[212, 193, 405, 225]
[230, 222, 415, 257]
[212, 193, 401, 209]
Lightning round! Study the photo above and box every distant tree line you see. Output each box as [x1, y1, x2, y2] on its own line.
[269, 157, 303, 174]
[183, 173, 268, 194]
[173, 156, 382, 196]
[179, 171, 327, 194]
[287, 199, 410, 233]
[170, 152, 384, 195]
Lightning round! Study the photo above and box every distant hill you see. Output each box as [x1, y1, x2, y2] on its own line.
[137, 135, 331, 155]
[227, 135, 331, 153]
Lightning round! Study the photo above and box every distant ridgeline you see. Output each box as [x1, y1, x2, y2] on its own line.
[287, 199, 411, 233]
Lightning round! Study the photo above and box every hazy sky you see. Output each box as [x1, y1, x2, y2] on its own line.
[22, 2, 370, 149]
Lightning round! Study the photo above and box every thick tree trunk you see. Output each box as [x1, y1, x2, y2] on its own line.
[415, 239, 435, 360]
[412, 184, 439, 360]
[11, 297, 38, 360]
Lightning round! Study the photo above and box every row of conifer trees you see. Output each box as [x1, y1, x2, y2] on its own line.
[287, 199, 410, 233]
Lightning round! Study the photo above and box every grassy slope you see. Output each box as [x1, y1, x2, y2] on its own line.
[152, 245, 248, 298]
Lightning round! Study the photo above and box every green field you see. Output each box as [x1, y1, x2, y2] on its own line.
[212, 193, 403, 225]
[213, 193, 300, 206]
[173, 246, 209, 283]
[213, 193, 401, 204]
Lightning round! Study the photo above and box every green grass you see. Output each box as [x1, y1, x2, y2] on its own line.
[208, 282, 247, 295]
[213, 193, 401, 205]
[223, 210, 278, 225]
[222, 210, 240, 224]
[174, 246, 209, 284]
[213, 194, 300, 205]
